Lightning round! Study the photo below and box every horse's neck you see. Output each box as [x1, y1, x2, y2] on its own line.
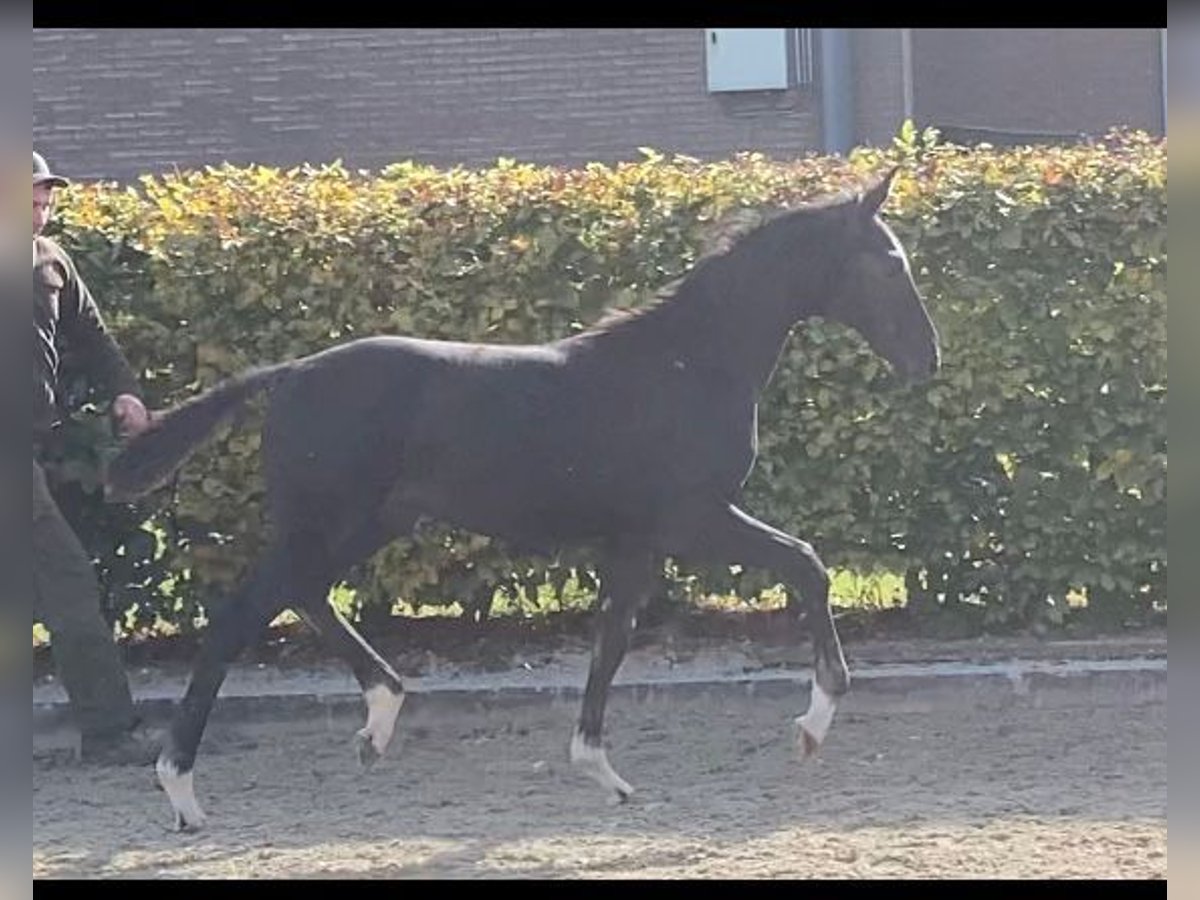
[670, 264, 801, 394]
[577, 252, 815, 394]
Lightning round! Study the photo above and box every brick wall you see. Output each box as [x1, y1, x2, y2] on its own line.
[33, 28, 823, 184]
[911, 29, 1164, 140]
[852, 29, 907, 148]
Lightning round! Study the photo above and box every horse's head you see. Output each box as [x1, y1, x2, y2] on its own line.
[711, 168, 940, 384]
[818, 168, 941, 384]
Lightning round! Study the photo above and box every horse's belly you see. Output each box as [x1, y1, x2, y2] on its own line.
[399, 452, 662, 545]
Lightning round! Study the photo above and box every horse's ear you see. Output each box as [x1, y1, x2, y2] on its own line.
[858, 166, 899, 218]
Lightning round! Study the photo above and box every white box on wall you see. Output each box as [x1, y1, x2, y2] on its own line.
[704, 28, 790, 92]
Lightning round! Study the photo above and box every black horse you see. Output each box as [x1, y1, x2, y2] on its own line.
[105, 167, 939, 831]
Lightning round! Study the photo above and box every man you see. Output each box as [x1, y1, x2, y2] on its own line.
[34, 150, 156, 764]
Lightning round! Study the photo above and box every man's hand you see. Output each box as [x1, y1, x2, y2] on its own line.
[112, 394, 153, 438]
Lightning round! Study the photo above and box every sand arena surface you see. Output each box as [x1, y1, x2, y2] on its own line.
[34, 680, 1165, 879]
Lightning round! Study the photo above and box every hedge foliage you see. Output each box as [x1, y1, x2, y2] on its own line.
[41, 125, 1166, 634]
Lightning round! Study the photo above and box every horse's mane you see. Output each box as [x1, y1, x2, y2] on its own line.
[575, 191, 851, 344]
[579, 266, 707, 340]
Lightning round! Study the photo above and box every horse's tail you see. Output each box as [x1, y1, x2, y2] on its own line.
[103, 362, 294, 502]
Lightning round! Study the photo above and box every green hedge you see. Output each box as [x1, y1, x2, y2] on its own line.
[41, 126, 1166, 635]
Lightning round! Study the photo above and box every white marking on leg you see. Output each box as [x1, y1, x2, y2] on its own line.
[569, 729, 633, 801]
[358, 683, 404, 760]
[795, 681, 837, 757]
[156, 756, 207, 831]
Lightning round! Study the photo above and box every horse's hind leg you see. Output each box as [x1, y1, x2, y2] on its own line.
[296, 600, 406, 770]
[155, 543, 297, 832]
[293, 513, 415, 770]
[668, 502, 850, 759]
[569, 542, 659, 803]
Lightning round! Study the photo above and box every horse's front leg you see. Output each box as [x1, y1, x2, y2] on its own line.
[570, 542, 659, 803]
[668, 501, 850, 757]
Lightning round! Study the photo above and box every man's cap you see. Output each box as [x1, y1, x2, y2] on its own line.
[33, 151, 70, 188]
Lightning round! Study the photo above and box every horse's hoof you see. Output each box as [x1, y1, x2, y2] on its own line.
[569, 731, 635, 801]
[609, 784, 635, 806]
[797, 723, 821, 759]
[173, 809, 206, 833]
[354, 728, 381, 770]
[157, 757, 207, 833]
[794, 681, 837, 760]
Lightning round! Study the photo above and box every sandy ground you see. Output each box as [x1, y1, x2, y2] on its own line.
[33, 685, 1165, 879]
